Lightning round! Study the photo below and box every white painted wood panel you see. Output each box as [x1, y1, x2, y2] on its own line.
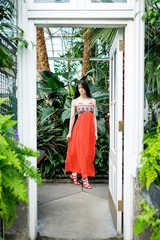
[123, 1, 144, 239]
[28, 11, 135, 20]
[109, 29, 123, 235]
[17, 2, 38, 239]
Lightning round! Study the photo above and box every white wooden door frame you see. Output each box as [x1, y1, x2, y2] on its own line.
[17, 1, 144, 239]
[109, 29, 123, 235]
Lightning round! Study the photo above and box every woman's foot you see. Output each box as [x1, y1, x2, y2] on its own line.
[70, 173, 80, 185]
[81, 177, 92, 189]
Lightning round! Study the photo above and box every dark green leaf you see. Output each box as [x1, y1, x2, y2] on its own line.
[62, 109, 71, 122]
[97, 118, 106, 135]
[92, 91, 109, 100]
[64, 99, 72, 109]
[48, 76, 64, 89]
[41, 107, 55, 124]
[62, 71, 76, 81]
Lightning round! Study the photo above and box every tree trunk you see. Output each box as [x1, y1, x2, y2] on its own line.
[37, 27, 50, 78]
[81, 29, 92, 80]
[37, 27, 50, 104]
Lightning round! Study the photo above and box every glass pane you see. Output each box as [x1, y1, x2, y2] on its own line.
[92, 0, 127, 2]
[34, 0, 70, 3]
[0, 73, 17, 120]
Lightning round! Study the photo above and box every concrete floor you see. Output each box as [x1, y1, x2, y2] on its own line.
[37, 182, 123, 240]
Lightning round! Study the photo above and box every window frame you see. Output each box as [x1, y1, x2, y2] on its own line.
[28, 0, 77, 10]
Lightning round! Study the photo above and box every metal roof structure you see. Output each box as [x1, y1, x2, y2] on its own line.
[44, 27, 109, 73]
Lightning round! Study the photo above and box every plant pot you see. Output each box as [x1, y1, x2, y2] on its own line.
[142, 183, 160, 214]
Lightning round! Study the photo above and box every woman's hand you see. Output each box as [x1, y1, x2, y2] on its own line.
[66, 133, 71, 141]
[95, 133, 98, 141]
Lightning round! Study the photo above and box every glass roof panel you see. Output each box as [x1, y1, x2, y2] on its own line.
[34, 0, 69, 3]
[92, 0, 127, 2]
[44, 27, 110, 74]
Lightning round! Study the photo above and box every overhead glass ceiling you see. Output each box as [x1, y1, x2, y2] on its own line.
[44, 27, 109, 75]
[44, 27, 109, 58]
[44, 28, 81, 58]
[92, 0, 127, 2]
[35, 0, 69, 3]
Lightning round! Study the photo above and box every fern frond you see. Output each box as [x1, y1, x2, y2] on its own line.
[0, 115, 14, 130]
[2, 168, 28, 202]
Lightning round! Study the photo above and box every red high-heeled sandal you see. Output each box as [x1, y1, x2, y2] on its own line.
[70, 173, 80, 185]
[81, 177, 92, 189]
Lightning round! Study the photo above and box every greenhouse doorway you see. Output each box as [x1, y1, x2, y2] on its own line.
[37, 26, 111, 182]
[36, 26, 124, 237]
[17, 3, 145, 237]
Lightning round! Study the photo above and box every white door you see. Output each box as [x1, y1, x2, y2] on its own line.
[109, 29, 123, 235]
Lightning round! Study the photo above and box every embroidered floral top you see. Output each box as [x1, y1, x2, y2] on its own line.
[76, 101, 94, 116]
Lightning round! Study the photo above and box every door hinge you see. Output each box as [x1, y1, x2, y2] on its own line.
[119, 40, 124, 52]
[118, 200, 123, 211]
[119, 121, 124, 132]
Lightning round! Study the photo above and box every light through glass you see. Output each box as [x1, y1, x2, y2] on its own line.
[34, 0, 70, 3]
[91, 0, 127, 2]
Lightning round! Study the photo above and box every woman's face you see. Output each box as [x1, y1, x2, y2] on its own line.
[78, 84, 86, 96]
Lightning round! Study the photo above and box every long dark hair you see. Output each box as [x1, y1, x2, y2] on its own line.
[74, 79, 92, 99]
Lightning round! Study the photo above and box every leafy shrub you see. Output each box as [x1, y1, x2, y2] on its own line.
[135, 119, 160, 240]
[0, 98, 41, 229]
[37, 118, 68, 178]
[94, 129, 109, 175]
[134, 199, 160, 240]
[138, 118, 160, 190]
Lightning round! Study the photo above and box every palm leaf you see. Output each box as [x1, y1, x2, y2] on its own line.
[87, 28, 118, 51]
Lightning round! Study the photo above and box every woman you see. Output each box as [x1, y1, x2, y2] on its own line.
[65, 79, 98, 189]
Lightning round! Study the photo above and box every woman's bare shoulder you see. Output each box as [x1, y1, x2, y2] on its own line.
[72, 98, 78, 106]
[91, 98, 96, 104]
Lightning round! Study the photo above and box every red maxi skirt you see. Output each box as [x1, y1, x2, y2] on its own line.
[65, 111, 95, 178]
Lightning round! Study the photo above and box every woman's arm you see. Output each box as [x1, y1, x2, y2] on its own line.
[93, 99, 98, 140]
[66, 99, 76, 140]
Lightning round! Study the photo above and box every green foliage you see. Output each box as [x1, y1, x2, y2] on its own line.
[134, 199, 160, 240]
[138, 118, 160, 190]
[136, 4, 160, 231]
[142, 0, 160, 107]
[40, 71, 65, 90]
[144, 120, 157, 133]
[37, 117, 68, 178]
[88, 28, 118, 51]
[0, 1, 28, 75]
[94, 129, 109, 175]
[37, 75, 69, 178]
[143, 1, 160, 25]
[62, 98, 72, 122]
[0, 99, 41, 228]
